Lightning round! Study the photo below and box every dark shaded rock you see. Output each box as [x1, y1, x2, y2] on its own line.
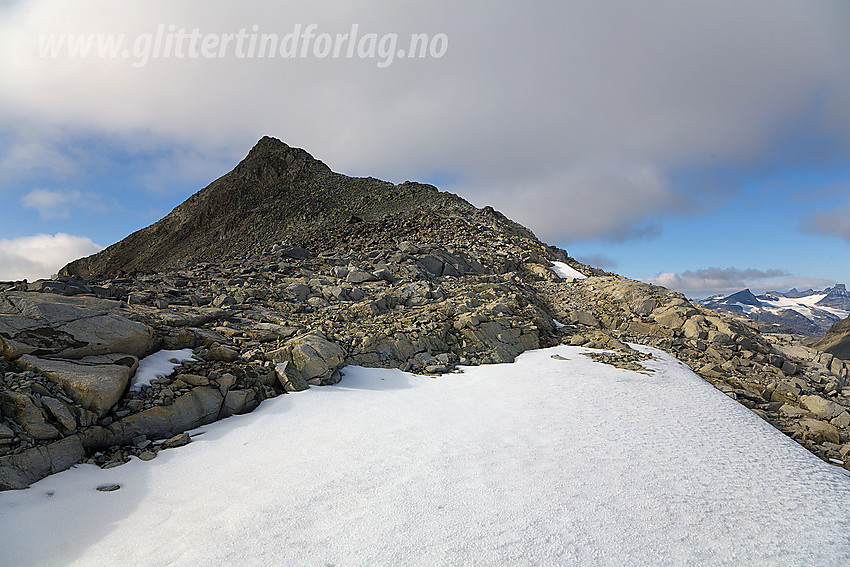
[220, 389, 259, 418]
[815, 315, 850, 360]
[279, 246, 310, 260]
[0, 436, 85, 490]
[0, 391, 60, 440]
[83, 387, 223, 449]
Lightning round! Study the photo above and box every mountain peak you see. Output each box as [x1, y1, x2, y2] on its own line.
[722, 288, 761, 306]
[61, 137, 536, 278]
[817, 283, 850, 310]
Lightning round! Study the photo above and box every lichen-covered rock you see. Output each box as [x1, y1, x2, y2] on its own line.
[800, 395, 845, 421]
[0, 292, 156, 360]
[0, 391, 60, 440]
[18, 353, 138, 418]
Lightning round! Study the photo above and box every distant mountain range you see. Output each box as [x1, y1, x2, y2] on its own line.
[699, 284, 850, 336]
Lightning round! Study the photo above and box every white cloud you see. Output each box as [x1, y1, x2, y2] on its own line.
[20, 188, 111, 219]
[641, 267, 837, 299]
[0, 1, 848, 243]
[0, 233, 102, 281]
[20, 188, 78, 219]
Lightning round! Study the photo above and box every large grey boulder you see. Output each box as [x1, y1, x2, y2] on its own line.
[0, 435, 85, 490]
[798, 418, 841, 445]
[0, 292, 156, 360]
[274, 360, 309, 392]
[0, 391, 60, 440]
[269, 331, 344, 385]
[219, 389, 259, 418]
[83, 386, 224, 448]
[18, 353, 138, 418]
[800, 395, 845, 421]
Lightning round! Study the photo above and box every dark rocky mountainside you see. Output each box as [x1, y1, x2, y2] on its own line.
[816, 284, 850, 310]
[815, 316, 850, 360]
[63, 136, 536, 279]
[3, 137, 850, 489]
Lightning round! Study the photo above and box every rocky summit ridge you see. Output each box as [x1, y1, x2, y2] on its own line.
[3, 137, 850, 490]
[62, 136, 535, 278]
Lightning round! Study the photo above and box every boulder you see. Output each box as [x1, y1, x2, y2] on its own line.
[275, 361, 309, 392]
[278, 246, 310, 260]
[798, 418, 841, 445]
[781, 360, 799, 375]
[652, 307, 687, 329]
[0, 292, 156, 360]
[84, 386, 223, 448]
[346, 270, 377, 284]
[778, 404, 811, 418]
[18, 353, 138, 418]
[0, 391, 60, 440]
[209, 372, 236, 396]
[220, 389, 259, 418]
[800, 395, 845, 421]
[629, 297, 658, 316]
[682, 318, 707, 340]
[570, 310, 600, 328]
[832, 411, 850, 429]
[0, 435, 85, 490]
[40, 396, 78, 431]
[161, 432, 191, 449]
[270, 332, 344, 384]
[205, 344, 240, 362]
[416, 255, 445, 277]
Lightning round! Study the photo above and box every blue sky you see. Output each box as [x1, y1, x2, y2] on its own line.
[1, 0, 849, 298]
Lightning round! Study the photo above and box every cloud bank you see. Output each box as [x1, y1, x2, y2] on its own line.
[643, 267, 837, 299]
[801, 199, 850, 243]
[0, 233, 102, 281]
[0, 0, 848, 244]
[20, 188, 109, 219]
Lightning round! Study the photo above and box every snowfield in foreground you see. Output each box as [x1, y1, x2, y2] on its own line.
[2, 345, 850, 566]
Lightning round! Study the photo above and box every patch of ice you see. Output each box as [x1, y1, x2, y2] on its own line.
[551, 261, 587, 279]
[553, 318, 566, 328]
[731, 302, 757, 314]
[129, 349, 196, 391]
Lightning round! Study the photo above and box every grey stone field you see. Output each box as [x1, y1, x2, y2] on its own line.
[2, 137, 849, 490]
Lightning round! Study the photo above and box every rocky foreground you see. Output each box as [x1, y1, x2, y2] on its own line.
[2, 137, 849, 489]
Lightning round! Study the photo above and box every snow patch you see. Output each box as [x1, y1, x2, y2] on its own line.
[551, 261, 587, 279]
[759, 294, 849, 321]
[129, 349, 196, 391]
[2, 346, 850, 565]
